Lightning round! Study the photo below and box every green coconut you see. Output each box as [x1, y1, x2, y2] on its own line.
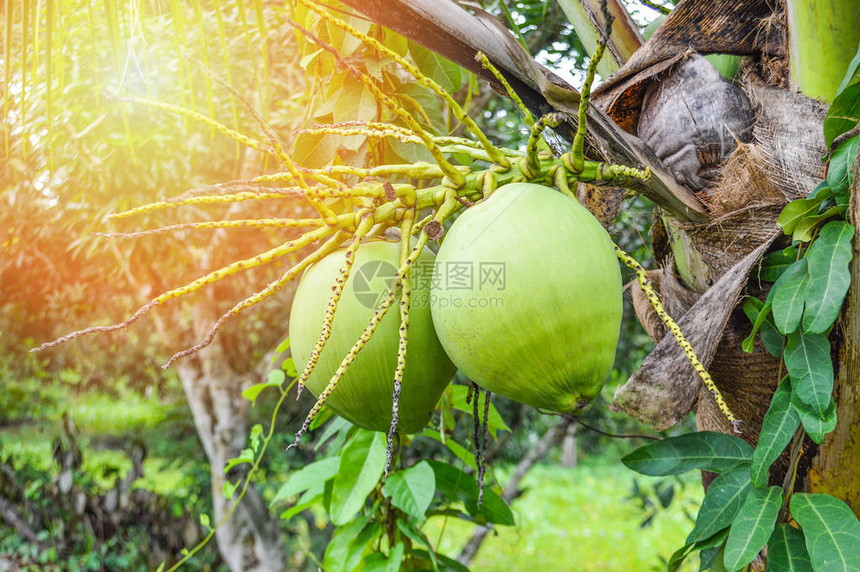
[290, 240, 456, 434]
[430, 183, 622, 415]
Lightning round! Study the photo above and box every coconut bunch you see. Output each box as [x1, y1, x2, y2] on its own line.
[34, 0, 740, 470]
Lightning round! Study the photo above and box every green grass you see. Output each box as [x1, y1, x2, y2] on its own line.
[425, 463, 703, 571]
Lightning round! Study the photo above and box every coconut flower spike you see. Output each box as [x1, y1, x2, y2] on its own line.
[33, 225, 344, 354]
[96, 218, 327, 240]
[614, 245, 742, 432]
[165, 231, 348, 367]
[295, 214, 375, 399]
[385, 210, 416, 476]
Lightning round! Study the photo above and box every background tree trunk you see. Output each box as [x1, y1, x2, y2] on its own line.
[175, 298, 285, 572]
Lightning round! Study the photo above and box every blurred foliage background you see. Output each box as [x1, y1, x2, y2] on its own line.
[0, 0, 696, 570]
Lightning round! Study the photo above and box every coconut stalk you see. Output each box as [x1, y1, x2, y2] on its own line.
[555, 0, 643, 78]
[786, 0, 860, 102]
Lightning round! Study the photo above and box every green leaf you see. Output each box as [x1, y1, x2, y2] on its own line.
[751, 378, 800, 488]
[344, 522, 383, 571]
[223, 448, 254, 473]
[241, 380, 282, 406]
[621, 432, 753, 476]
[222, 480, 239, 500]
[823, 45, 860, 147]
[323, 516, 370, 572]
[315, 417, 352, 452]
[785, 331, 833, 418]
[790, 493, 860, 572]
[723, 486, 783, 570]
[759, 246, 799, 282]
[270, 456, 340, 506]
[361, 541, 404, 572]
[408, 40, 462, 94]
[274, 337, 290, 356]
[778, 196, 828, 235]
[772, 259, 810, 335]
[450, 385, 511, 437]
[802, 221, 855, 334]
[742, 297, 783, 357]
[330, 429, 387, 525]
[382, 461, 435, 522]
[281, 356, 299, 378]
[397, 520, 440, 571]
[427, 460, 514, 526]
[422, 428, 478, 470]
[702, 542, 728, 572]
[793, 207, 840, 243]
[767, 524, 814, 572]
[687, 468, 752, 543]
[409, 548, 470, 572]
[828, 135, 860, 207]
[791, 393, 837, 445]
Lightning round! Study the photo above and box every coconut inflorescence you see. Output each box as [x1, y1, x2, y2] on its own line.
[430, 183, 623, 415]
[290, 240, 456, 434]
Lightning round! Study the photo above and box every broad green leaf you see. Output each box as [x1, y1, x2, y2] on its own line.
[382, 461, 435, 522]
[791, 493, 860, 572]
[343, 522, 383, 572]
[688, 468, 752, 543]
[621, 432, 753, 476]
[742, 297, 784, 357]
[808, 183, 835, 202]
[751, 378, 800, 488]
[450, 385, 511, 437]
[785, 331, 833, 417]
[699, 535, 732, 571]
[409, 548, 471, 572]
[397, 520, 440, 571]
[333, 79, 378, 126]
[323, 516, 370, 572]
[363, 541, 405, 572]
[724, 486, 783, 570]
[422, 428, 478, 470]
[759, 246, 799, 282]
[281, 356, 299, 377]
[270, 456, 340, 506]
[241, 379, 281, 406]
[772, 259, 810, 335]
[767, 524, 814, 572]
[279, 494, 320, 522]
[791, 393, 837, 444]
[823, 45, 860, 147]
[223, 448, 254, 473]
[828, 136, 859, 208]
[793, 207, 840, 243]
[273, 337, 290, 360]
[803, 221, 855, 334]
[667, 542, 696, 571]
[330, 429, 387, 525]
[428, 460, 514, 526]
[777, 196, 828, 235]
[292, 130, 337, 169]
[315, 416, 352, 452]
[408, 40, 462, 94]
